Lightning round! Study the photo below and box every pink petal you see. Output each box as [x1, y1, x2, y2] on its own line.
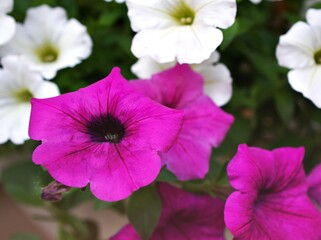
[161, 135, 212, 180]
[110, 224, 140, 240]
[183, 96, 234, 147]
[225, 145, 321, 240]
[133, 64, 204, 109]
[154, 183, 225, 240]
[90, 144, 161, 202]
[307, 163, 321, 206]
[32, 142, 93, 187]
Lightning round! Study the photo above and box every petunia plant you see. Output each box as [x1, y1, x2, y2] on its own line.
[1, 0, 321, 240]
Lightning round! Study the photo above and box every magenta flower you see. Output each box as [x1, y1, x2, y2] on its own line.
[225, 144, 321, 240]
[29, 68, 183, 202]
[111, 183, 226, 240]
[131, 64, 233, 180]
[307, 163, 321, 207]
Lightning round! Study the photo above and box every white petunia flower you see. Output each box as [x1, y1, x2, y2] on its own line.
[0, 5, 92, 80]
[250, 0, 262, 3]
[126, 0, 236, 64]
[276, 8, 321, 108]
[0, 0, 16, 45]
[0, 55, 59, 144]
[131, 51, 233, 106]
[104, 0, 126, 3]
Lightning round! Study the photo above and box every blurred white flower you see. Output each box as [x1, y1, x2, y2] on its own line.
[126, 0, 236, 64]
[104, 0, 126, 3]
[0, 5, 92, 80]
[0, 0, 15, 45]
[0, 55, 59, 144]
[276, 8, 321, 108]
[131, 52, 233, 106]
[250, 0, 262, 3]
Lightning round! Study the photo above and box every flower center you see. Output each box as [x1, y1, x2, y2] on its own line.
[172, 2, 195, 25]
[37, 43, 59, 63]
[14, 88, 32, 103]
[314, 49, 321, 64]
[86, 114, 125, 143]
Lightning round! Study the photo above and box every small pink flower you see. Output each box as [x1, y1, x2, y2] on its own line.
[29, 68, 183, 202]
[111, 183, 225, 240]
[131, 64, 233, 180]
[225, 144, 321, 240]
[307, 163, 321, 207]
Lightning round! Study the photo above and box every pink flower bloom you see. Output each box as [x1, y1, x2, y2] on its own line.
[307, 163, 321, 207]
[111, 183, 225, 240]
[131, 64, 233, 180]
[225, 144, 321, 240]
[29, 68, 183, 202]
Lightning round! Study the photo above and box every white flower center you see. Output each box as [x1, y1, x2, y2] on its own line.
[36, 43, 59, 63]
[314, 49, 321, 64]
[172, 2, 195, 26]
[14, 88, 32, 103]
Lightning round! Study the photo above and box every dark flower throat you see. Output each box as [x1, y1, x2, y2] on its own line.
[86, 114, 125, 143]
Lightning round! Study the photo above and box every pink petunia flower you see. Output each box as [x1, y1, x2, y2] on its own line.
[29, 67, 183, 202]
[225, 144, 321, 240]
[131, 64, 233, 180]
[110, 183, 226, 240]
[307, 163, 321, 207]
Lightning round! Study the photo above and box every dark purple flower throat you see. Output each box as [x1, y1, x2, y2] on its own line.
[86, 113, 125, 143]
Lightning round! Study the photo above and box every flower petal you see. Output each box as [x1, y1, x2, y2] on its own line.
[226, 145, 321, 240]
[192, 0, 236, 28]
[110, 224, 140, 240]
[201, 63, 233, 106]
[0, 15, 15, 45]
[276, 22, 316, 69]
[126, 0, 177, 32]
[306, 8, 321, 26]
[288, 66, 321, 108]
[0, 0, 13, 14]
[131, 56, 175, 79]
[90, 144, 161, 201]
[32, 142, 94, 187]
[307, 163, 321, 206]
[131, 25, 223, 64]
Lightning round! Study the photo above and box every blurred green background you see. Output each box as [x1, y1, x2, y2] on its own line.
[1, 0, 321, 239]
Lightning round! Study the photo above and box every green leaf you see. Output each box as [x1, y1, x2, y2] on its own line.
[2, 160, 51, 206]
[156, 167, 177, 182]
[127, 185, 162, 240]
[275, 89, 295, 123]
[10, 233, 40, 240]
[221, 20, 239, 50]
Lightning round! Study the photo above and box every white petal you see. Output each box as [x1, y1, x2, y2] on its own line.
[200, 63, 233, 106]
[276, 22, 316, 69]
[131, 24, 222, 64]
[9, 105, 31, 144]
[306, 8, 321, 26]
[126, 0, 177, 32]
[33, 81, 60, 98]
[192, 51, 220, 72]
[0, 15, 15, 45]
[58, 19, 93, 65]
[0, 105, 30, 144]
[176, 24, 223, 64]
[249, 0, 261, 3]
[288, 66, 321, 108]
[192, 0, 237, 29]
[131, 56, 175, 78]
[131, 26, 179, 63]
[0, 5, 92, 80]
[24, 5, 67, 45]
[0, 55, 60, 144]
[0, 0, 13, 14]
